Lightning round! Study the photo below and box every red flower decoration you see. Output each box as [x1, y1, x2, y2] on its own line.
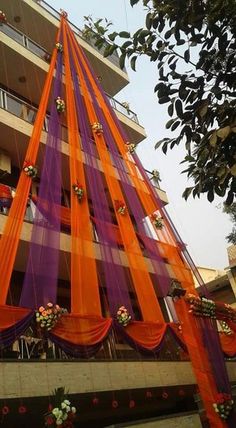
[162, 392, 168, 399]
[2, 405, 10, 415]
[112, 400, 119, 408]
[92, 397, 99, 405]
[146, 390, 152, 398]
[46, 416, 54, 426]
[178, 389, 185, 397]
[129, 399, 135, 408]
[18, 405, 27, 414]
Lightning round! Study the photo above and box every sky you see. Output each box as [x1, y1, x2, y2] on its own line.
[47, 0, 233, 270]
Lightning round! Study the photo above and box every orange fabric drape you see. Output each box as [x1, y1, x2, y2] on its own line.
[52, 313, 112, 345]
[67, 25, 164, 323]
[125, 321, 167, 350]
[0, 27, 61, 305]
[175, 300, 227, 428]
[220, 332, 236, 357]
[0, 305, 31, 331]
[62, 20, 101, 316]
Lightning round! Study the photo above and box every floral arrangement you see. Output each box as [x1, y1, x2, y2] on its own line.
[23, 161, 37, 178]
[127, 142, 136, 154]
[116, 306, 131, 327]
[121, 102, 130, 111]
[150, 214, 164, 229]
[72, 183, 84, 202]
[0, 11, 6, 24]
[55, 42, 63, 53]
[213, 393, 234, 420]
[151, 169, 161, 183]
[220, 321, 233, 336]
[186, 294, 236, 322]
[115, 200, 126, 215]
[36, 303, 67, 331]
[55, 97, 65, 113]
[45, 388, 76, 428]
[186, 294, 216, 319]
[91, 122, 103, 134]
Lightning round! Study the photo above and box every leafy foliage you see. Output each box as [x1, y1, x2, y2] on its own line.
[84, 1, 236, 204]
[223, 203, 236, 244]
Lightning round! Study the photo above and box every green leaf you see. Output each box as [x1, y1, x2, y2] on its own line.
[146, 12, 152, 30]
[230, 164, 236, 176]
[130, 55, 137, 71]
[184, 49, 190, 63]
[130, 0, 139, 6]
[207, 190, 214, 202]
[166, 119, 176, 129]
[217, 126, 231, 141]
[108, 32, 118, 42]
[119, 53, 126, 69]
[182, 187, 193, 200]
[119, 31, 130, 38]
[209, 131, 217, 147]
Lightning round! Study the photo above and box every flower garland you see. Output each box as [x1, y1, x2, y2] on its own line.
[186, 294, 216, 319]
[60, 9, 68, 19]
[116, 306, 131, 327]
[150, 214, 164, 229]
[23, 161, 37, 178]
[72, 183, 84, 202]
[91, 122, 103, 134]
[127, 142, 136, 154]
[55, 97, 65, 113]
[55, 42, 63, 53]
[220, 321, 233, 336]
[115, 200, 126, 215]
[36, 303, 67, 331]
[151, 169, 161, 183]
[185, 294, 236, 322]
[213, 393, 234, 420]
[45, 388, 76, 428]
[0, 11, 6, 24]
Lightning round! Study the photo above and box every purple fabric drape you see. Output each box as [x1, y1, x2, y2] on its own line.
[20, 49, 63, 309]
[67, 42, 134, 318]
[0, 311, 34, 348]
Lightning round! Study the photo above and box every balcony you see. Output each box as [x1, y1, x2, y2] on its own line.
[0, 0, 129, 95]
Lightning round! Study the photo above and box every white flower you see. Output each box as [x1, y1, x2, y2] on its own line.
[52, 407, 60, 416]
[66, 406, 71, 412]
[61, 402, 67, 409]
[71, 407, 76, 414]
[56, 419, 63, 425]
[62, 413, 68, 421]
[63, 399, 70, 405]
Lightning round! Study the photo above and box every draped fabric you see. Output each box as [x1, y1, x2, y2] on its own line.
[67, 26, 164, 323]
[20, 35, 63, 309]
[0, 305, 33, 347]
[220, 332, 236, 357]
[62, 19, 101, 316]
[0, 28, 61, 305]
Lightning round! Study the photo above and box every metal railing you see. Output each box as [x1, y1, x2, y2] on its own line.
[1, 22, 49, 61]
[32, 0, 121, 67]
[106, 94, 139, 124]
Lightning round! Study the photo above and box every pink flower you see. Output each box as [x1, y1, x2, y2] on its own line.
[2, 406, 10, 415]
[18, 405, 27, 414]
[42, 311, 47, 316]
[47, 303, 53, 307]
[39, 306, 45, 313]
[47, 309, 52, 314]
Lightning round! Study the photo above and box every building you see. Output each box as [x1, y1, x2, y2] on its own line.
[0, 1, 236, 428]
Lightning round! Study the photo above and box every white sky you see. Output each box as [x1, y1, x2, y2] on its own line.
[47, 0, 233, 269]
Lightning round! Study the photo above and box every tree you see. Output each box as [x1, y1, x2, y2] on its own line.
[224, 203, 236, 244]
[84, 0, 236, 204]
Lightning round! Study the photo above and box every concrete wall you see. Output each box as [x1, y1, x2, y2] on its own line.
[114, 413, 202, 428]
[0, 360, 235, 400]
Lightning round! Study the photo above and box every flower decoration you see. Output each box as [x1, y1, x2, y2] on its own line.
[146, 390, 152, 398]
[55, 97, 65, 113]
[23, 161, 37, 178]
[72, 183, 84, 202]
[129, 399, 135, 408]
[150, 213, 164, 229]
[115, 200, 126, 215]
[112, 400, 118, 409]
[121, 101, 130, 111]
[45, 389, 76, 428]
[116, 306, 131, 327]
[0, 11, 6, 24]
[151, 169, 161, 184]
[91, 122, 103, 135]
[220, 321, 233, 336]
[162, 392, 168, 399]
[55, 42, 63, 53]
[92, 397, 99, 406]
[60, 9, 68, 19]
[1, 405, 9, 415]
[127, 142, 136, 154]
[36, 303, 67, 331]
[186, 294, 216, 319]
[18, 405, 27, 414]
[213, 393, 234, 419]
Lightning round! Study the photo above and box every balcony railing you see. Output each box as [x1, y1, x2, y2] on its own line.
[32, 0, 121, 68]
[106, 94, 139, 124]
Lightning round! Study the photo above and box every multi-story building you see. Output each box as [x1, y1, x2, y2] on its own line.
[0, 1, 235, 427]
